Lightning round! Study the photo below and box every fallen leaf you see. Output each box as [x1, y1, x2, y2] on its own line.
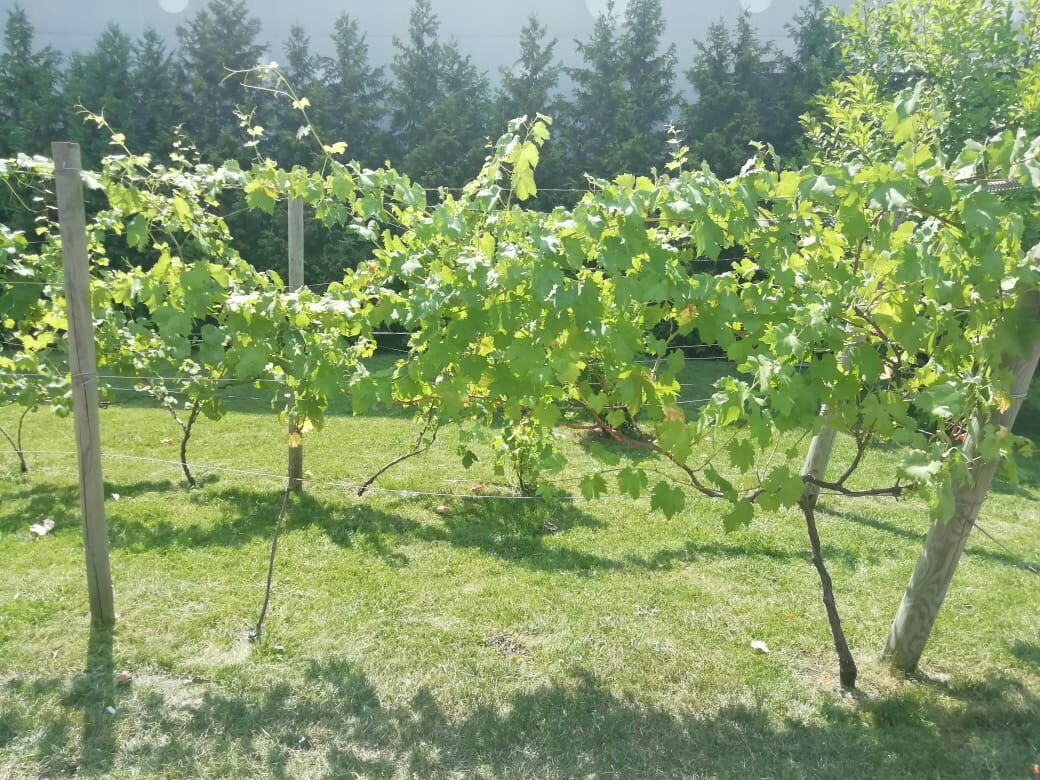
[542, 521, 560, 535]
[435, 505, 450, 514]
[29, 519, 55, 537]
[1031, 764, 1040, 777]
[470, 484, 485, 495]
[751, 640, 770, 654]
[161, 438, 174, 446]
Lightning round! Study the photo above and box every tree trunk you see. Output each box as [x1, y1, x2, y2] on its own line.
[883, 292, 1040, 673]
[801, 498, 858, 689]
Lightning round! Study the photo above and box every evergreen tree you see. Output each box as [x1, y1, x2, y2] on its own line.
[0, 5, 62, 157]
[498, 14, 560, 123]
[787, 0, 840, 99]
[63, 24, 133, 166]
[497, 14, 566, 198]
[321, 13, 388, 168]
[273, 25, 326, 168]
[177, 0, 266, 163]
[563, 0, 676, 181]
[389, 0, 491, 185]
[783, 0, 841, 162]
[129, 29, 183, 158]
[617, 0, 676, 174]
[682, 13, 784, 176]
[563, 2, 625, 181]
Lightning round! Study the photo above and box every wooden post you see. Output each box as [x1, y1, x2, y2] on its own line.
[53, 142, 115, 626]
[801, 421, 838, 511]
[883, 290, 1040, 672]
[800, 349, 851, 511]
[287, 198, 304, 492]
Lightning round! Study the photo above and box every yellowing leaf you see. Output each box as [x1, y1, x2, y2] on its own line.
[995, 391, 1012, 414]
[676, 304, 698, 327]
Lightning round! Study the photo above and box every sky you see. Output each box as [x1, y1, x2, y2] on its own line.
[1, 0, 855, 74]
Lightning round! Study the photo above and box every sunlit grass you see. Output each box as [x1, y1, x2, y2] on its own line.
[0, 360, 1037, 778]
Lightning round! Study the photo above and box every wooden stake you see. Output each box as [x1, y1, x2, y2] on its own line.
[53, 142, 115, 626]
[287, 198, 304, 492]
[800, 421, 837, 512]
[800, 349, 850, 511]
[883, 291, 1040, 672]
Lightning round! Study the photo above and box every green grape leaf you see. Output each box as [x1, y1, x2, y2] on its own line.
[650, 481, 685, 519]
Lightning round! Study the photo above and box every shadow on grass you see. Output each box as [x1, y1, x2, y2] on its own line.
[5, 626, 117, 776]
[6, 476, 1035, 578]
[817, 506, 1040, 574]
[0, 481, 616, 574]
[10, 657, 1039, 779]
[625, 537, 862, 569]
[1009, 640, 1040, 672]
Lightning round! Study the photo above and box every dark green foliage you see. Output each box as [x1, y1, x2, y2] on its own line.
[682, 13, 787, 176]
[496, 14, 569, 202]
[498, 14, 560, 124]
[176, 0, 267, 163]
[389, 0, 492, 186]
[681, 4, 840, 176]
[129, 29, 183, 158]
[0, 5, 62, 157]
[616, 0, 677, 175]
[63, 25, 133, 167]
[320, 13, 389, 169]
[563, 0, 676, 181]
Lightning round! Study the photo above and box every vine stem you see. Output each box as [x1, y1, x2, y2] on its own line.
[168, 399, 202, 489]
[0, 421, 27, 473]
[801, 498, 858, 689]
[251, 484, 293, 644]
[358, 414, 439, 496]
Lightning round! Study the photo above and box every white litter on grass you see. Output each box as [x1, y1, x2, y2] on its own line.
[29, 519, 55, 537]
[751, 640, 770, 654]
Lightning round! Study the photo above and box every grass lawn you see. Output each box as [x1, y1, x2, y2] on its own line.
[0, 359, 1038, 779]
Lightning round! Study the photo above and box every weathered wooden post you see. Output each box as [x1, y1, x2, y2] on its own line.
[801, 421, 838, 511]
[883, 290, 1040, 671]
[53, 141, 115, 625]
[287, 197, 304, 492]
